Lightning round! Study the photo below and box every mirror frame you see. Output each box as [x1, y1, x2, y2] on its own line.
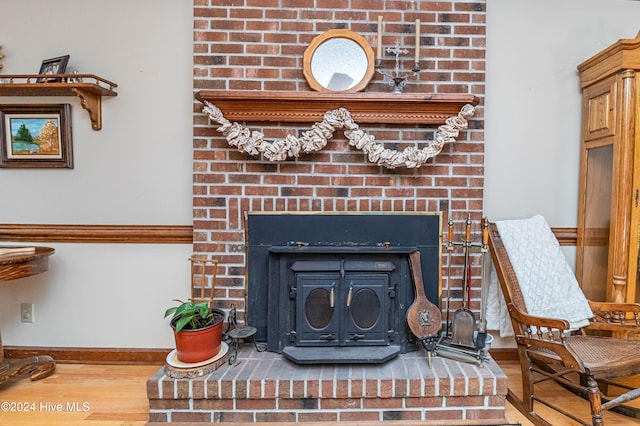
[303, 29, 375, 92]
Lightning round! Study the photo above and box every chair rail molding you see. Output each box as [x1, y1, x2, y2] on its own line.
[0, 224, 193, 244]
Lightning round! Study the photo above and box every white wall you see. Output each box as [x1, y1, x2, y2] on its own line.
[1, 0, 640, 349]
[0, 0, 193, 348]
[484, 0, 640, 225]
[484, 0, 640, 348]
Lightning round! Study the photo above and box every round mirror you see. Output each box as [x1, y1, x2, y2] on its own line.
[303, 29, 375, 92]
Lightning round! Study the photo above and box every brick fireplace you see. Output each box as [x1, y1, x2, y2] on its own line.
[147, 0, 502, 423]
[190, 0, 488, 324]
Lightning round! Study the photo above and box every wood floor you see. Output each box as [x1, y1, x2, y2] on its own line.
[0, 360, 638, 425]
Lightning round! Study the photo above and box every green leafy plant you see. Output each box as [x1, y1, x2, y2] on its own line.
[164, 299, 217, 332]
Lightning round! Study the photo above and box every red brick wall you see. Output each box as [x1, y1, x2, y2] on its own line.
[192, 0, 486, 322]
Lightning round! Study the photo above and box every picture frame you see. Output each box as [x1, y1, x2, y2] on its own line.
[0, 104, 73, 169]
[37, 55, 70, 82]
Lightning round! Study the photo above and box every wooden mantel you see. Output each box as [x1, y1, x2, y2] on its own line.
[195, 90, 480, 125]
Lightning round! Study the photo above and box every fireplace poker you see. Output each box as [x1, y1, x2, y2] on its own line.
[466, 259, 472, 309]
[475, 218, 490, 350]
[445, 216, 454, 338]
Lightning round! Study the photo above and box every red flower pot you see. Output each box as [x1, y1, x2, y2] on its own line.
[171, 309, 225, 363]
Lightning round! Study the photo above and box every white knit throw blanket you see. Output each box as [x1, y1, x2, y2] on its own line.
[486, 215, 593, 337]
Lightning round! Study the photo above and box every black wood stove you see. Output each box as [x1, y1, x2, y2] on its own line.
[246, 213, 440, 364]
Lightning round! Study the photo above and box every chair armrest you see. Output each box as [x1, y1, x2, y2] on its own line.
[588, 300, 640, 312]
[588, 300, 640, 325]
[508, 304, 582, 368]
[508, 303, 571, 334]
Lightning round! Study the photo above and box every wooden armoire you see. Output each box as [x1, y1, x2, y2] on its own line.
[576, 34, 640, 305]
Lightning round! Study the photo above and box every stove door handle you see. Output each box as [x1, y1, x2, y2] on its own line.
[346, 284, 353, 307]
[320, 333, 336, 341]
[330, 283, 335, 308]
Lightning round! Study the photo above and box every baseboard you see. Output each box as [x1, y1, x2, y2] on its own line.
[487, 347, 519, 361]
[4, 345, 519, 364]
[3, 346, 171, 364]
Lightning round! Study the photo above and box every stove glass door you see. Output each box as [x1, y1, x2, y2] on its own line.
[295, 271, 390, 346]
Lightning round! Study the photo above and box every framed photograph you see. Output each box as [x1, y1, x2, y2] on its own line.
[0, 104, 73, 168]
[37, 55, 70, 82]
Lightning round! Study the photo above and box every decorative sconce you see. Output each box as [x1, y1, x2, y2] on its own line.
[374, 16, 421, 93]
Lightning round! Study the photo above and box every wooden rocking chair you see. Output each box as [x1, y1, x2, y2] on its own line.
[487, 216, 640, 426]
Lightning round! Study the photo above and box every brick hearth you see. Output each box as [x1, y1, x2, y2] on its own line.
[147, 345, 507, 424]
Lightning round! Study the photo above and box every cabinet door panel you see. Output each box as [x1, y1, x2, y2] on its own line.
[578, 144, 613, 301]
[583, 78, 616, 142]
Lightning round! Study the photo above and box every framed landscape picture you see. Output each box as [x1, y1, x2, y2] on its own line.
[0, 104, 73, 168]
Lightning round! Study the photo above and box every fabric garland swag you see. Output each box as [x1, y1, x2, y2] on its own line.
[202, 101, 475, 169]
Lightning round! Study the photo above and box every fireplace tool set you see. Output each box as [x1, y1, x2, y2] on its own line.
[431, 215, 491, 366]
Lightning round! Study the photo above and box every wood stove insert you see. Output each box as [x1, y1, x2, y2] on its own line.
[246, 213, 441, 364]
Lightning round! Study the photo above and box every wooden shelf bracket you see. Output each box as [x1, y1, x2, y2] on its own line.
[71, 87, 103, 130]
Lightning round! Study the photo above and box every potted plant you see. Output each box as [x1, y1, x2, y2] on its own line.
[164, 299, 225, 364]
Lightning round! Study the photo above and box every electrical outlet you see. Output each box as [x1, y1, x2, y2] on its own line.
[20, 303, 34, 323]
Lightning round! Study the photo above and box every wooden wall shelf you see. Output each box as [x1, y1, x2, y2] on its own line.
[195, 90, 479, 125]
[0, 74, 118, 130]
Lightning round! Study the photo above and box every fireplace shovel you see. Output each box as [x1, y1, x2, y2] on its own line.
[407, 251, 442, 368]
[449, 216, 476, 349]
